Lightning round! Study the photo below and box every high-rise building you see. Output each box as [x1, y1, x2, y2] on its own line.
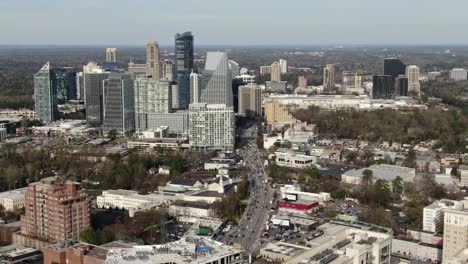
[228, 60, 240, 79]
[449, 68, 468, 81]
[76, 72, 84, 100]
[260, 66, 271, 75]
[442, 199, 468, 263]
[106, 48, 117, 62]
[279, 59, 288, 73]
[175, 32, 194, 109]
[270, 62, 281, 82]
[406, 65, 420, 95]
[342, 71, 354, 91]
[423, 199, 464, 234]
[190, 72, 200, 104]
[162, 60, 174, 81]
[20, 177, 90, 243]
[238, 84, 262, 118]
[134, 78, 172, 132]
[395, 75, 408, 96]
[146, 41, 161, 79]
[384, 58, 406, 80]
[102, 73, 135, 133]
[323, 64, 335, 92]
[372, 75, 393, 99]
[199, 52, 233, 107]
[188, 103, 235, 151]
[232, 75, 256, 113]
[128, 61, 147, 77]
[298, 76, 307, 88]
[172, 84, 180, 109]
[34, 62, 77, 122]
[83, 62, 109, 126]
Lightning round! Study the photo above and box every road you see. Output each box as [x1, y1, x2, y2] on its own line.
[218, 122, 273, 257]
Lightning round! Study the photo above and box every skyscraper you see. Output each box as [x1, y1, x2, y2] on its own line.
[134, 78, 172, 131]
[146, 41, 161, 79]
[102, 73, 135, 133]
[323, 64, 335, 92]
[238, 84, 262, 117]
[199, 52, 233, 107]
[279, 59, 288, 74]
[175, 32, 194, 109]
[83, 62, 109, 126]
[260, 66, 271, 75]
[106, 48, 117, 62]
[34, 62, 77, 122]
[406, 65, 421, 96]
[270, 61, 281, 82]
[20, 177, 90, 243]
[76, 72, 84, 100]
[189, 103, 235, 151]
[342, 71, 355, 91]
[372, 75, 393, 99]
[395, 75, 409, 96]
[190, 71, 200, 104]
[384, 58, 406, 94]
[162, 60, 174, 81]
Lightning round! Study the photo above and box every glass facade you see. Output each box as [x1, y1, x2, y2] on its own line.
[175, 32, 194, 109]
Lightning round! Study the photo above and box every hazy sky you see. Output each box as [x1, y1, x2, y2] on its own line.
[1, 0, 467, 46]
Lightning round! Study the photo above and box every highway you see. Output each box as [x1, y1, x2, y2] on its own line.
[218, 122, 273, 257]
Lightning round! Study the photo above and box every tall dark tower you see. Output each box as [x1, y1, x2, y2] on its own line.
[175, 32, 194, 109]
[384, 58, 406, 95]
[372, 75, 393, 99]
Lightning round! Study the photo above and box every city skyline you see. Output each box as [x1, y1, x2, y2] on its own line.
[1, 0, 468, 46]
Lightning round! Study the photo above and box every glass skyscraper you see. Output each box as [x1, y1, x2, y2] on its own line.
[198, 52, 233, 107]
[175, 32, 194, 109]
[102, 73, 135, 133]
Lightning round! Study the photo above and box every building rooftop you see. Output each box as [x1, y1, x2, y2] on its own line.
[0, 244, 41, 259]
[172, 200, 212, 210]
[191, 191, 223, 198]
[343, 164, 415, 182]
[0, 187, 27, 200]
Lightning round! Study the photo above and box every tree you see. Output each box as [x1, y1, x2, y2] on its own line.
[108, 129, 118, 141]
[362, 169, 374, 185]
[80, 228, 98, 245]
[392, 176, 403, 194]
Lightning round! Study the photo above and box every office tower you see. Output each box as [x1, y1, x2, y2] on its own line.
[162, 60, 174, 81]
[34, 62, 77, 122]
[342, 71, 354, 91]
[270, 61, 281, 82]
[190, 72, 200, 103]
[175, 32, 194, 109]
[228, 60, 240, 79]
[298, 76, 307, 88]
[442, 201, 468, 263]
[172, 84, 180, 109]
[406, 65, 420, 95]
[128, 61, 147, 77]
[83, 62, 109, 126]
[199, 52, 233, 107]
[323, 64, 335, 92]
[188, 103, 235, 151]
[384, 58, 406, 80]
[279, 59, 288, 73]
[372, 75, 393, 99]
[106, 48, 117, 62]
[134, 78, 172, 131]
[20, 177, 90, 243]
[260, 66, 271, 75]
[232, 75, 255, 113]
[238, 84, 262, 117]
[395, 75, 409, 96]
[423, 199, 464, 234]
[146, 41, 161, 79]
[449, 68, 468, 81]
[102, 73, 135, 133]
[76, 72, 84, 100]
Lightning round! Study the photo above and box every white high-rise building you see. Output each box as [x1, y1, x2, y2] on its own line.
[199, 52, 233, 107]
[270, 61, 281, 82]
[106, 48, 117, 62]
[162, 60, 174, 81]
[190, 72, 199, 103]
[188, 103, 235, 151]
[449, 68, 468, 81]
[279, 59, 288, 73]
[423, 199, 464, 233]
[146, 41, 161, 79]
[406, 65, 421, 95]
[134, 78, 172, 131]
[323, 64, 335, 92]
[260, 66, 271, 75]
[442, 198, 468, 263]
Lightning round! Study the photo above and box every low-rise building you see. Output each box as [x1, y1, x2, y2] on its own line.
[0, 188, 27, 211]
[341, 164, 415, 185]
[0, 244, 42, 264]
[459, 165, 468, 187]
[392, 237, 442, 263]
[169, 200, 214, 218]
[275, 151, 317, 169]
[42, 240, 109, 264]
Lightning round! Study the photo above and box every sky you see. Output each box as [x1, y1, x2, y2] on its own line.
[0, 0, 467, 46]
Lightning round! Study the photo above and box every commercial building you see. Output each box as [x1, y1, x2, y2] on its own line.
[392, 237, 442, 263]
[0, 188, 27, 211]
[199, 52, 233, 107]
[442, 199, 468, 263]
[341, 164, 415, 185]
[0, 244, 42, 264]
[188, 103, 235, 151]
[279, 59, 288, 73]
[395, 75, 408, 96]
[265, 81, 287, 93]
[423, 199, 464, 233]
[162, 59, 174, 81]
[20, 177, 90, 244]
[260, 65, 271, 75]
[134, 78, 172, 131]
[449, 68, 467, 81]
[233, 74, 256, 113]
[127, 61, 147, 77]
[228, 60, 240, 79]
[372, 75, 393, 99]
[175, 32, 194, 109]
[271, 61, 282, 81]
[83, 62, 109, 126]
[323, 64, 335, 92]
[264, 100, 301, 126]
[190, 72, 200, 104]
[406, 65, 420, 95]
[105, 48, 117, 62]
[384, 57, 406, 92]
[169, 200, 214, 218]
[238, 84, 262, 117]
[275, 151, 317, 169]
[145, 111, 189, 135]
[42, 240, 110, 264]
[146, 41, 161, 79]
[102, 73, 135, 133]
[460, 165, 468, 187]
